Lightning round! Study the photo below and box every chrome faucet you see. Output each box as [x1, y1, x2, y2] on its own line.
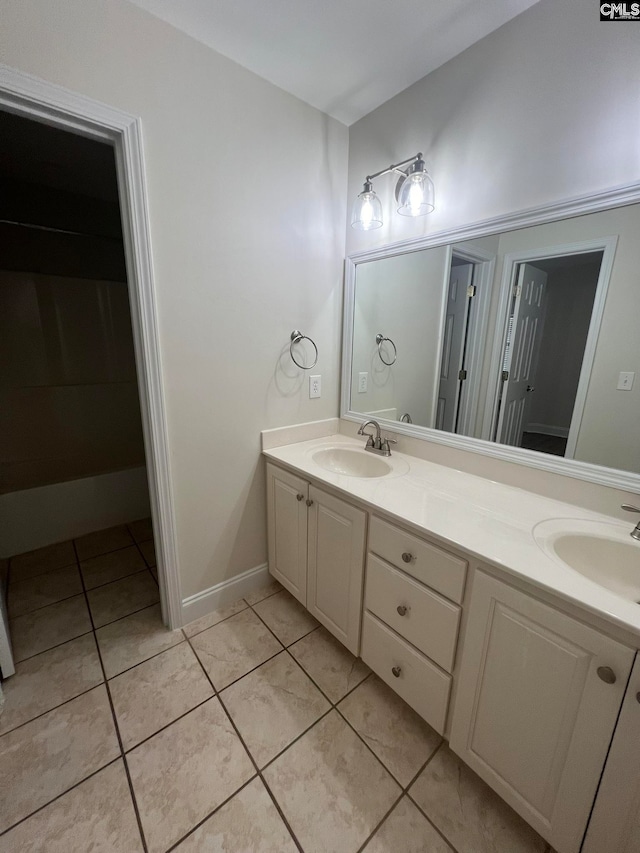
[621, 504, 640, 541]
[357, 420, 397, 457]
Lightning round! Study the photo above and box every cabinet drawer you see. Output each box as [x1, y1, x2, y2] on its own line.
[361, 611, 451, 735]
[365, 554, 460, 672]
[369, 516, 467, 604]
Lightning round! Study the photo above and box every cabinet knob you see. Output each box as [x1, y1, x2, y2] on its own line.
[401, 552, 413, 563]
[296, 493, 304, 501]
[397, 605, 408, 616]
[597, 666, 617, 685]
[306, 499, 313, 507]
[391, 666, 402, 678]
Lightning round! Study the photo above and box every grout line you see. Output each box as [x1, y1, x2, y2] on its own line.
[248, 597, 319, 652]
[7, 587, 86, 622]
[354, 789, 405, 853]
[0, 756, 123, 839]
[91, 597, 162, 632]
[121, 694, 215, 755]
[405, 743, 463, 853]
[104, 635, 185, 681]
[7, 560, 78, 587]
[82, 566, 149, 593]
[75, 540, 137, 563]
[73, 538, 150, 853]
[10, 628, 95, 666]
[182, 603, 250, 640]
[185, 635, 305, 853]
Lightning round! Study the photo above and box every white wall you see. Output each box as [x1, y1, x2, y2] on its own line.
[1, 0, 348, 599]
[346, 0, 640, 257]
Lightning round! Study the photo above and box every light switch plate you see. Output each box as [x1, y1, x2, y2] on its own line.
[617, 371, 635, 391]
[358, 372, 368, 393]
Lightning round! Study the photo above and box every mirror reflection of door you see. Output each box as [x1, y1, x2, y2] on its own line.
[495, 252, 603, 456]
[436, 260, 474, 432]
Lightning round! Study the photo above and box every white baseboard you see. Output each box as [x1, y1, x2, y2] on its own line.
[0, 467, 151, 557]
[181, 562, 270, 627]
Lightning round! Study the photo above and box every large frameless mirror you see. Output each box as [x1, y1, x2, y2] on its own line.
[342, 187, 640, 489]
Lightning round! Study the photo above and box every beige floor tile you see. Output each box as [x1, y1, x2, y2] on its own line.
[87, 571, 159, 628]
[10, 594, 92, 662]
[190, 608, 282, 690]
[110, 642, 214, 750]
[9, 540, 76, 582]
[8, 565, 83, 618]
[80, 546, 147, 590]
[128, 698, 255, 853]
[409, 746, 547, 853]
[96, 603, 183, 678]
[290, 625, 370, 703]
[75, 525, 134, 561]
[339, 676, 441, 786]
[0, 685, 120, 833]
[264, 710, 401, 853]
[363, 796, 453, 852]
[221, 651, 330, 767]
[0, 633, 103, 735]
[139, 539, 156, 568]
[0, 760, 143, 852]
[183, 598, 248, 638]
[253, 590, 319, 646]
[174, 777, 297, 852]
[243, 577, 283, 606]
[128, 516, 153, 543]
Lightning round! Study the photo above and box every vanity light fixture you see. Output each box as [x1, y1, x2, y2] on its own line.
[351, 152, 434, 230]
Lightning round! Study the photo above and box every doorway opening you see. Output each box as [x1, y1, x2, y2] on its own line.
[494, 250, 604, 458]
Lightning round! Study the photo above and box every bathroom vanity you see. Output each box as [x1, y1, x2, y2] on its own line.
[263, 432, 640, 853]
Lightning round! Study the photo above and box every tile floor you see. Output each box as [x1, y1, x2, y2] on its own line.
[0, 523, 554, 852]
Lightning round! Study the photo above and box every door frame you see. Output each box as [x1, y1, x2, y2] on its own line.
[0, 64, 182, 629]
[444, 245, 496, 438]
[484, 236, 618, 457]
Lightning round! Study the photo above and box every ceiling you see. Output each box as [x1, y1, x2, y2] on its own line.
[127, 0, 540, 125]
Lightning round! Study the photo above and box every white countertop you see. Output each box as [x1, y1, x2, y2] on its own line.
[264, 434, 640, 644]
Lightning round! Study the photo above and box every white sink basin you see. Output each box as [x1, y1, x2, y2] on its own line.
[311, 446, 408, 478]
[534, 518, 640, 603]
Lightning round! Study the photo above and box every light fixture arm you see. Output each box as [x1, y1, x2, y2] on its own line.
[365, 152, 423, 183]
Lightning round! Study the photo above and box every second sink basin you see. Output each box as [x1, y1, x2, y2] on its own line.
[311, 446, 408, 478]
[534, 518, 640, 603]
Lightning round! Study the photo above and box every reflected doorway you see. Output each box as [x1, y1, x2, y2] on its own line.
[494, 251, 603, 457]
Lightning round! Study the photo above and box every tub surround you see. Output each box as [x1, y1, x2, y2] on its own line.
[262, 427, 640, 644]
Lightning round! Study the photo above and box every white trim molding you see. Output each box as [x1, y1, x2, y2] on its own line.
[181, 563, 271, 626]
[341, 180, 640, 494]
[0, 64, 183, 628]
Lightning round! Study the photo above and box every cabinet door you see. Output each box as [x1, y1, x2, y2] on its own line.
[583, 654, 640, 853]
[449, 571, 634, 853]
[266, 463, 308, 605]
[307, 485, 366, 655]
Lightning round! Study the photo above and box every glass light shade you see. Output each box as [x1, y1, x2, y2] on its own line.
[351, 188, 383, 230]
[397, 169, 435, 217]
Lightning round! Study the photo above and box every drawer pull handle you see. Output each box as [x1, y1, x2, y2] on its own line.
[401, 552, 413, 563]
[597, 666, 617, 685]
[306, 499, 314, 507]
[391, 666, 402, 678]
[296, 494, 304, 501]
[397, 605, 408, 616]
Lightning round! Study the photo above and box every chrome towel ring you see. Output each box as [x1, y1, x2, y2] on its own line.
[376, 333, 397, 366]
[290, 330, 318, 370]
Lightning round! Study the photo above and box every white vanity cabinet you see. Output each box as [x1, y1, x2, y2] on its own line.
[449, 570, 635, 853]
[582, 654, 640, 853]
[361, 516, 467, 735]
[266, 462, 366, 654]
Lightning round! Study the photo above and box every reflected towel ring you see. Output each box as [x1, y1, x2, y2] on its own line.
[376, 333, 397, 366]
[290, 330, 318, 370]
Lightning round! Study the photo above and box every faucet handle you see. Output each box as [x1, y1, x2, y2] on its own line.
[621, 504, 640, 513]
